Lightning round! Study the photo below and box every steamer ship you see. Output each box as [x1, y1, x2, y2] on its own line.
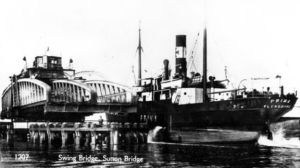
[136, 29, 298, 143]
[1, 28, 297, 144]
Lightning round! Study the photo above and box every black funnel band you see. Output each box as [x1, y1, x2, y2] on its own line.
[176, 35, 186, 47]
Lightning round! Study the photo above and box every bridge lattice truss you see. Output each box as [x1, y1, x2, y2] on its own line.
[2, 78, 135, 114]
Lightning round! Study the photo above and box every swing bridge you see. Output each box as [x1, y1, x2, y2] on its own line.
[1, 77, 138, 122]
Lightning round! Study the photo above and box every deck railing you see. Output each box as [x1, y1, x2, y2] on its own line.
[208, 87, 282, 101]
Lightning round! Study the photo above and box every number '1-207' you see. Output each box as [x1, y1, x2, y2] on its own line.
[15, 154, 29, 161]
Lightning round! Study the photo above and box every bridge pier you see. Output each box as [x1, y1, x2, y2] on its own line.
[39, 131, 47, 145]
[75, 131, 82, 147]
[48, 132, 61, 146]
[46, 123, 51, 146]
[84, 132, 91, 146]
[110, 122, 119, 146]
[6, 125, 14, 146]
[61, 131, 68, 147]
[33, 131, 39, 144]
[143, 132, 148, 143]
[97, 133, 103, 148]
[74, 123, 83, 147]
[104, 132, 110, 148]
[132, 132, 138, 144]
[90, 131, 97, 146]
[26, 122, 149, 149]
[137, 132, 144, 143]
[125, 131, 140, 144]
[39, 124, 47, 145]
[47, 132, 53, 146]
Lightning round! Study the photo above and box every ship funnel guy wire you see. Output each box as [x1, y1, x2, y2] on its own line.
[44, 46, 50, 55]
[187, 33, 200, 73]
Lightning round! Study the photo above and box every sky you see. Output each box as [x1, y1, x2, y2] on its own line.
[0, 0, 300, 116]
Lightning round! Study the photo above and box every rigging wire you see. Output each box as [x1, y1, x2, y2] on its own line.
[187, 33, 200, 73]
[132, 65, 137, 85]
[131, 47, 138, 85]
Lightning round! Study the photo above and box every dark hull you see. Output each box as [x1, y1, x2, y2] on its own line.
[168, 129, 260, 144]
[138, 96, 297, 132]
[105, 95, 297, 143]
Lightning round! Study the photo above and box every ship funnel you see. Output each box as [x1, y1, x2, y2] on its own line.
[176, 35, 186, 47]
[280, 86, 284, 97]
[163, 59, 170, 80]
[175, 35, 187, 78]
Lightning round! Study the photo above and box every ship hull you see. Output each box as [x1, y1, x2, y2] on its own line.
[148, 126, 260, 144]
[169, 129, 260, 144]
[139, 96, 297, 129]
[139, 95, 297, 143]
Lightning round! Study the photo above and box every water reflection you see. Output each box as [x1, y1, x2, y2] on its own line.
[1, 139, 300, 167]
[147, 143, 273, 167]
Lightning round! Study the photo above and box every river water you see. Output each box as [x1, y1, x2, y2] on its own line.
[1, 131, 300, 167]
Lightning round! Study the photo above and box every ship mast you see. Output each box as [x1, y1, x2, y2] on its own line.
[203, 28, 207, 102]
[137, 25, 143, 86]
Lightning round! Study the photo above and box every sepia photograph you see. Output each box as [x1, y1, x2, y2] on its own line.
[1, 0, 300, 167]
